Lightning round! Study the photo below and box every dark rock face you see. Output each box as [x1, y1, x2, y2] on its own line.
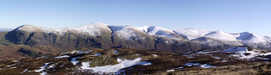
[154, 37, 204, 53]
[154, 37, 182, 51]
[17, 48, 41, 57]
[5, 29, 113, 50]
[5, 30, 30, 44]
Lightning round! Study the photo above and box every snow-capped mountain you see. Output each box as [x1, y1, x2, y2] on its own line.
[145, 26, 176, 36]
[16, 24, 43, 32]
[5, 24, 271, 51]
[145, 26, 187, 40]
[177, 28, 271, 49]
[16, 24, 182, 40]
[204, 31, 238, 42]
[236, 32, 271, 44]
[16, 23, 111, 36]
[177, 28, 210, 40]
[109, 25, 185, 40]
[109, 25, 148, 40]
[57, 23, 112, 36]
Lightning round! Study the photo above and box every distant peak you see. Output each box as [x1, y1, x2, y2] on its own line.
[147, 26, 174, 32]
[240, 32, 253, 35]
[80, 23, 109, 28]
[204, 30, 237, 41]
[205, 30, 225, 35]
[237, 32, 259, 41]
[18, 24, 35, 28]
[15, 24, 42, 32]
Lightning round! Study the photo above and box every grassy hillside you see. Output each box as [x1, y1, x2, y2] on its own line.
[0, 48, 269, 75]
[0, 32, 14, 45]
[0, 32, 6, 40]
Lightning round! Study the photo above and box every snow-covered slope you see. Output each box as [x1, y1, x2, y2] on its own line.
[176, 28, 271, 49]
[16, 23, 111, 36]
[204, 31, 237, 41]
[177, 28, 210, 40]
[109, 25, 148, 40]
[16, 25, 43, 32]
[109, 25, 184, 40]
[143, 26, 185, 40]
[236, 32, 270, 44]
[80, 58, 151, 74]
[177, 28, 271, 43]
[60, 23, 111, 36]
[145, 26, 176, 36]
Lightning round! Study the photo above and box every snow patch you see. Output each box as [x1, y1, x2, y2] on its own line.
[80, 58, 151, 74]
[166, 69, 175, 72]
[35, 63, 49, 75]
[70, 50, 92, 55]
[137, 61, 152, 66]
[70, 57, 79, 65]
[184, 63, 215, 68]
[223, 47, 271, 59]
[200, 64, 216, 68]
[55, 55, 70, 59]
[184, 63, 201, 67]
[80, 62, 91, 69]
[177, 28, 210, 40]
[167, 67, 184, 72]
[152, 54, 158, 57]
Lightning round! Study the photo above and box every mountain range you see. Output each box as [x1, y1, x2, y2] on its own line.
[3, 23, 271, 53]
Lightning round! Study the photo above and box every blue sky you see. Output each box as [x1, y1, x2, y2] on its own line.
[0, 0, 271, 35]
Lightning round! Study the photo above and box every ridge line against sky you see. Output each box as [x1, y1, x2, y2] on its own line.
[0, 0, 271, 35]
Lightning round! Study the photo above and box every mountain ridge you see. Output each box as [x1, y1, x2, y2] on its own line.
[5, 24, 271, 51]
